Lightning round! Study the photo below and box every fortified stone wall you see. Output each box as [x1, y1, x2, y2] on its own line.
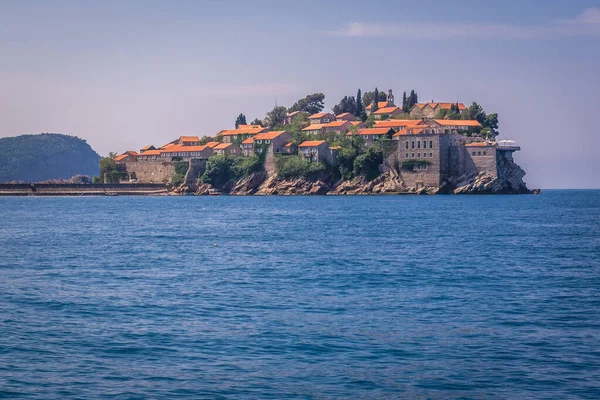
[184, 159, 207, 187]
[124, 161, 176, 183]
[396, 134, 442, 188]
[462, 147, 497, 177]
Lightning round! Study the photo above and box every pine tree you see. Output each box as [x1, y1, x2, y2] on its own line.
[407, 90, 416, 110]
[355, 89, 363, 117]
[402, 91, 408, 112]
[372, 88, 379, 112]
[235, 113, 247, 128]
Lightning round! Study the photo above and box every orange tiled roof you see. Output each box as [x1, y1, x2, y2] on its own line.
[350, 121, 364, 126]
[308, 112, 333, 119]
[159, 142, 177, 150]
[414, 102, 466, 110]
[336, 112, 354, 118]
[218, 125, 266, 136]
[324, 120, 350, 127]
[242, 137, 254, 145]
[114, 151, 139, 161]
[140, 149, 161, 156]
[298, 140, 326, 147]
[287, 111, 304, 117]
[393, 127, 426, 137]
[179, 136, 199, 142]
[284, 142, 292, 147]
[254, 131, 288, 140]
[214, 143, 233, 150]
[366, 101, 389, 110]
[433, 119, 481, 127]
[140, 145, 155, 151]
[373, 106, 402, 115]
[374, 119, 424, 128]
[302, 124, 326, 131]
[205, 141, 220, 148]
[329, 145, 342, 150]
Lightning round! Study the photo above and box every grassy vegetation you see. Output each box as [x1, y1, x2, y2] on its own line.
[200, 155, 263, 187]
[275, 156, 326, 179]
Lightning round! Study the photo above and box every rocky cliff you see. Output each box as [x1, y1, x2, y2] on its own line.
[186, 152, 531, 196]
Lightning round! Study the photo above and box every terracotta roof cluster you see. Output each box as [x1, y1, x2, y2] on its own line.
[298, 140, 327, 147]
[302, 121, 350, 131]
[413, 102, 467, 110]
[179, 136, 199, 143]
[365, 101, 389, 110]
[465, 142, 494, 147]
[374, 119, 424, 128]
[348, 128, 393, 136]
[114, 151, 139, 161]
[161, 145, 210, 153]
[218, 125, 267, 136]
[308, 112, 333, 119]
[254, 131, 288, 140]
[433, 119, 481, 127]
[373, 106, 402, 115]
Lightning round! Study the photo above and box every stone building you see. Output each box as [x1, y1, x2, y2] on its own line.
[241, 138, 254, 157]
[217, 124, 267, 143]
[336, 112, 357, 121]
[409, 102, 467, 120]
[213, 143, 241, 155]
[160, 145, 213, 160]
[308, 112, 335, 125]
[253, 131, 292, 154]
[366, 88, 397, 115]
[284, 111, 307, 125]
[298, 140, 336, 165]
[347, 127, 395, 147]
[374, 119, 425, 131]
[372, 106, 405, 120]
[114, 151, 139, 163]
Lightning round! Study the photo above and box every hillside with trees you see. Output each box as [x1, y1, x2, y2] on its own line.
[0, 133, 101, 182]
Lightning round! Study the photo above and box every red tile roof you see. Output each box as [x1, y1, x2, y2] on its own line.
[324, 120, 350, 127]
[393, 128, 426, 137]
[374, 119, 424, 128]
[348, 128, 393, 136]
[242, 137, 254, 145]
[218, 126, 266, 136]
[373, 106, 402, 115]
[308, 112, 333, 119]
[298, 140, 326, 147]
[254, 131, 288, 140]
[179, 136, 199, 143]
[140, 149, 161, 156]
[214, 143, 233, 150]
[433, 119, 481, 127]
[140, 145, 155, 151]
[366, 101, 389, 110]
[161, 145, 210, 153]
[350, 121, 365, 126]
[205, 141, 220, 148]
[414, 102, 466, 110]
[302, 124, 326, 131]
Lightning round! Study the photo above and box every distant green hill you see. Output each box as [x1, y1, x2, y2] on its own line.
[0, 133, 101, 182]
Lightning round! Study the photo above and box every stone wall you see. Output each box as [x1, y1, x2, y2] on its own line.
[124, 161, 176, 183]
[396, 134, 442, 188]
[462, 146, 497, 177]
[184, 159, 207, 187]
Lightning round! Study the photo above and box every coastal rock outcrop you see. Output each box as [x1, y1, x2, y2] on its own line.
[452, 153, 530, 194]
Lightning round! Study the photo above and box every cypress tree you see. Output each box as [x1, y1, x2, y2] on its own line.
[402, 91, 408, 112]
[355, 89, 363, 117]
[373, 88, 379, 112]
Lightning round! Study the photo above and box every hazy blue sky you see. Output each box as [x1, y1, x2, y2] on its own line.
[1, 0, 599, 188]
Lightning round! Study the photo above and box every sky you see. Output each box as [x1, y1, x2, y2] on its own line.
[1, 0, 599, 189]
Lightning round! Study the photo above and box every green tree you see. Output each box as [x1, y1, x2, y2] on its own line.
[362, 90, 386, 110]
[264, 106, 288, 130]
[99, 157, 117, 183]
[92, 176, 101, 184]
[235, 113, 247, 128]
[288, 93, 325, 115]
[332, 95, 357, 116]
[108, 152, 117, 159]
[355, 89, 363, 117]
[353, 146, 383, 181]
[484, 113, 499, 137]
[407, 90, 418, 110]
[364, 114, 376, 128]
[464, 102, 486, 123]
[109, 170, 121, 183]
[402, 91, 408, 112]
[250, 118, 263, 126]
[372, 88, 380, 112]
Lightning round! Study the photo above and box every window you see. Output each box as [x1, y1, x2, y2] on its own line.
[405, 153, 409, 158]
[472, 152, 476, 156]
[411, 153, 415, 158]
[483, 151, 487, 156]
[423, 141, 427, 149]
[478, 151, 481, 156]
[417, 141, 421, 149]
[405, 142, 409, 149]
[417, 153, 421, 158]
[412, 141, 415, 149]
[429, 141, 433, 148]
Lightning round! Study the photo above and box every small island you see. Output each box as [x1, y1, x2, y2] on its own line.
[101, 88, 530, 195]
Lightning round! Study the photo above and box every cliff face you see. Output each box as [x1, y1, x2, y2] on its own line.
[452, 152, 530, 194]
[188, 152, 530, 195]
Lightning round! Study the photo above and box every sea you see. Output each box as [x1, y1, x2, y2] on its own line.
[0, 191, 599, 399]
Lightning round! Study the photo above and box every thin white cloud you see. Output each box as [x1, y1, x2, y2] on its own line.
[326, 8, 600, 40]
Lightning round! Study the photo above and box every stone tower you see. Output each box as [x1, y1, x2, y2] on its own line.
[387, 88, 394, 107]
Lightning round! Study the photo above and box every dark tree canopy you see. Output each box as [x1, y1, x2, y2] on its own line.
[235, 113, 247, 128]
[407, 90, 418, 110]
[265, 106, 288, 129]
[362, 90, 387, 110]
[288, 93, 325, 115]
[0, 133, 101, 183]
[402, 92, 408, 112]
[355, 89, 363, 117]
[332, 96, 357, 116]
[250, 118, 263, 126]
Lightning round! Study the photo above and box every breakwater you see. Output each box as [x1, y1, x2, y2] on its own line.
[0, 183, 170, 196]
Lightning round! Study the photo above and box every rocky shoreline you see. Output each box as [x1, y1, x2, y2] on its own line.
[175, 157, 536, 196]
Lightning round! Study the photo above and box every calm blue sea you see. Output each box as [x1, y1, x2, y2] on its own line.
[0, 191, 599, 399]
